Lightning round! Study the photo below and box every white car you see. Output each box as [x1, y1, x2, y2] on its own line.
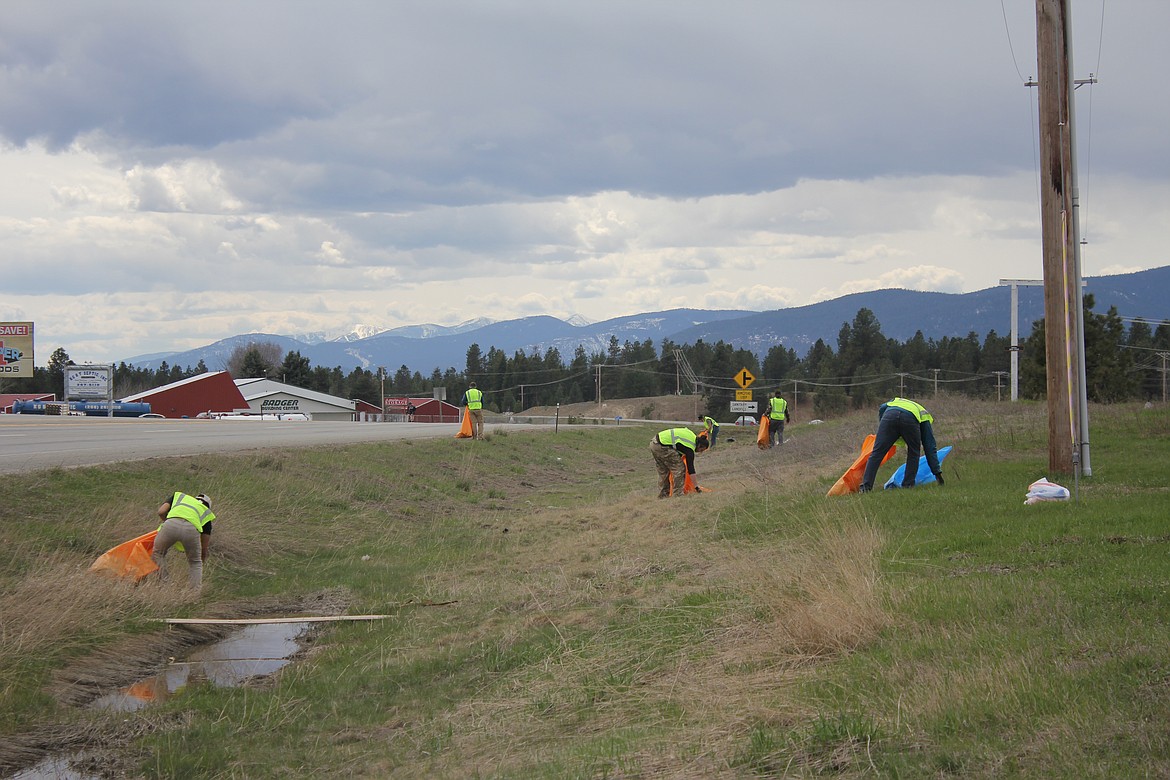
[733, 415, 758, 426]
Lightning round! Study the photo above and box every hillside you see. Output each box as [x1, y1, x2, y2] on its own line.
[521, 394, 721, 423]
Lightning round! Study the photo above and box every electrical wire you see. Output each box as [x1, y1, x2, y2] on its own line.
[999, 0, 1029, 82]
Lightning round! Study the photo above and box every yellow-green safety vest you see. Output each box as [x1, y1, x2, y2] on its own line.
[165, 492, 216, 533]
[465, 388, 484, 410]
[767, 396, 788, 419]
[886, 397, 933, 424]
[657, 428, 698, 450]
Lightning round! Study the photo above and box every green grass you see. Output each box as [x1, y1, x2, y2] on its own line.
[2, 401, 1169, 777]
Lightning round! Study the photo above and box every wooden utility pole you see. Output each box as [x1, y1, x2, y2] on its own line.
[1035, 0, 1082, 475]
[1162, 352, 1169, 404]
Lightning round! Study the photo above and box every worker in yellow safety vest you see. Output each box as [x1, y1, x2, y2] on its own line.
[762, 391, 791, 448]
[650, 427, 709, 498]
[461, 382, 485, 439]
[152, 491, 216, 590]
[697, 414, 721, 449]
[859, 397, 944, 492]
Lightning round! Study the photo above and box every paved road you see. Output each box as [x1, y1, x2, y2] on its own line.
[0, 415, 548, 474]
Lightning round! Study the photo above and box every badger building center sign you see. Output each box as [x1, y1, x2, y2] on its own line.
[0, 322, 34, 377]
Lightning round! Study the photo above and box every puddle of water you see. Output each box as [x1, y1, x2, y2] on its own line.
[10, 754, 96, 780]
[11, 623, 313, 778]
[90, 622, 311, 712]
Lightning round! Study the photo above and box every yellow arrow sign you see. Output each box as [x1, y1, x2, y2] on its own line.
[735, 368, 755, 389]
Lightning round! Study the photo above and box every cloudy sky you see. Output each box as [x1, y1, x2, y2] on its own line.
[3, 1, 1168, 365]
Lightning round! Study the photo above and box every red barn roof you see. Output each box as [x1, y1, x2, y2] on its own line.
[121, 371, 247, 419]
[353, 398, 382, 415]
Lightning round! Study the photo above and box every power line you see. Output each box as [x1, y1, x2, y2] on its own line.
[999, 0, 1029, 82]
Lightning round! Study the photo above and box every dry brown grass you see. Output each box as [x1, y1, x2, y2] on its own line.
[0, 468, 352, 726]
[4, 395, 1035, 776]
[375, 418, 895, 777]
[405, 398, 1037, 775]
[0, 544, 194, 665]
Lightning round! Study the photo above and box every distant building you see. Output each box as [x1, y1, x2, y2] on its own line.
[384, 396, 461, 423]
[121, 372, 247, 419]
[235, 378, 356, 422]
[353, 398, 383, 419]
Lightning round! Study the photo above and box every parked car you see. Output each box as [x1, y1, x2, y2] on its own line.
[733, 415, 758, 426]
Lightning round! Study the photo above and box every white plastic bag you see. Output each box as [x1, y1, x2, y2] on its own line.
[1025, 477, 1070, 505]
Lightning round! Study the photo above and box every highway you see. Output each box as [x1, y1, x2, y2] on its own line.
[0, 415, 546, 474]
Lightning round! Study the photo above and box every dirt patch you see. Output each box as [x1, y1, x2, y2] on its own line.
[0, 588, 351, 778]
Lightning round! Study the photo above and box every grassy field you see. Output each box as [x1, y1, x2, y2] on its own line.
[1, 398, 1169, 778]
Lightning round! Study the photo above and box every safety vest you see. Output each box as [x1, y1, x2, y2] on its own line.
[886, 398, 933, 424]
[767, 396, 788, 419]
[657, 428, 698, 450]
[166, 492, 216, 533]
[702, 416, 719, 431]
[465, 388, 483, 410]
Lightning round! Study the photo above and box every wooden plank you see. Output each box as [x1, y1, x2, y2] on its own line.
[161, 615, 392, 625]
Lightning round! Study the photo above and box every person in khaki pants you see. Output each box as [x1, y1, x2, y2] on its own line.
[650, 428, 708, 498]
[152, 492, 215, 590]
[461, 382, 485, 439]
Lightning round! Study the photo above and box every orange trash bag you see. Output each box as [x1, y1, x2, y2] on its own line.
[667, 469, 704, 495]
[89, 530, 159, 581]
[826, 434, 897, 496]
[455, 406, 474, 438]
[756, 417, 770, 450]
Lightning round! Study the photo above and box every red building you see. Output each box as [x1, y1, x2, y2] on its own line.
[121, 371, 248, 419]
[384, 397, 461, 423]
[353, 398, 382, 418]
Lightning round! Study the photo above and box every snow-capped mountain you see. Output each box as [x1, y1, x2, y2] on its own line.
[121, 267, 1170, 375]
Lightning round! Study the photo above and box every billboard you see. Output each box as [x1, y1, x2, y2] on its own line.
[66, 365, 114, 401]
[0, 322, 34, 378]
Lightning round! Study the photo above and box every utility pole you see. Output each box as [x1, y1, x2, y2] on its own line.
[1062, 0, 1093, 477]
[998, 279, 1043, 401]
[1000, 278, 1083, 402]
[673, 349, 701, 397]
[931, 368, 940, 397]
[378, 366, 385, 421]
[596, 365, 602, 415]
[1035, 0, 1089, 476]
[1162, 352, 1169, 404]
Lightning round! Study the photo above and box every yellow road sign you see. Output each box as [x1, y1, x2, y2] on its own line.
[735, 389, 753, 401]
[735, 368, 755, 389]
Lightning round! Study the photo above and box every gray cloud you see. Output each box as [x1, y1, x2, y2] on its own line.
[3, 2, 1083, 202]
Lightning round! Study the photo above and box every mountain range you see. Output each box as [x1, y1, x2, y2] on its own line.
[126, 266, 1170, 375]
